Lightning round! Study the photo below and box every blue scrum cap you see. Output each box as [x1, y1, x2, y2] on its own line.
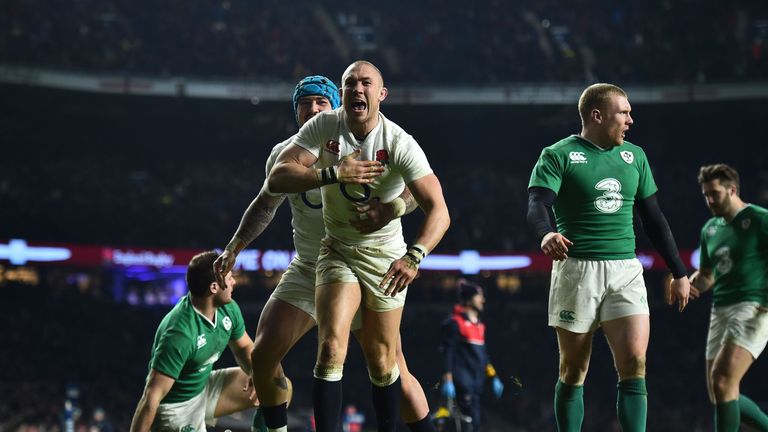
[292, 75, 341, 122]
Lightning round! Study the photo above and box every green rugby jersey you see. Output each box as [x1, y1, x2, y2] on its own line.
[699, 204, 768, 307]
[528, 135, 658, 259]
[147, 295, 245, 403]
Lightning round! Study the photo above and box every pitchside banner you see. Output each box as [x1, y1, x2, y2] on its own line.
[0, 238, 701, 274]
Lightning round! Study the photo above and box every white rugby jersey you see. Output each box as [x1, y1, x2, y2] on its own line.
[265, 136, 325, 262]
[293, 108, 433, 245]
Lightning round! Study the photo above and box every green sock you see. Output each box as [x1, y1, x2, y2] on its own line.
[739, 395, 768, 431]
[251, 406, 268, 432]
[715, 400, 740, 432]
[554, 380, 584, 432]
[617, 378, 647, 432]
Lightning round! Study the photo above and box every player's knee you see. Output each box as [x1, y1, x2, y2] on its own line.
[559, 356, 589, 384]
[616, 354, 646, 379]
[710, 367, 736, 398]
[362, 344, 396, 376]
[317, 336, 346, 365]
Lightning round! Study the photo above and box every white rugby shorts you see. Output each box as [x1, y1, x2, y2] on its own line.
[152, 368, 227, 432]
[706, 301, 768, 360]
[548, 258, 649, 333]
[270, 255, 363, 330]
[316, 237, 408, 312]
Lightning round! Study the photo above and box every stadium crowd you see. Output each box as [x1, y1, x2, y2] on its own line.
[3, 86, 768, 253]
[1, 0, 767, 83]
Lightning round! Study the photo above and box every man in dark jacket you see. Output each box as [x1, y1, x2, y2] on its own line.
[439, 280, 504, 431]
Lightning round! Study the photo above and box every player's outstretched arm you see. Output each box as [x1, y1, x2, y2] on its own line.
[636, 194, 691, 311]
[381, 173, 450, 295]
[130, 369, 175, 432]
[269, 146, 383, 194]
[214, 189, 286, 277]
[350, 186, 419, 234]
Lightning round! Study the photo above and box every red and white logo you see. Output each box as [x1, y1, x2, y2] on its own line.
[376, 149, 390, 165]
[325, 140, 340, 155]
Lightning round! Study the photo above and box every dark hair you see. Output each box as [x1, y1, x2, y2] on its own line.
[697, 164, 740, 194]
[578, 83, 628, 126]
[186, 251, 218, 297]
[457, 279, 482, 304]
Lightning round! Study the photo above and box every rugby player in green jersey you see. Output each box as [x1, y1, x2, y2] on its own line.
[527, 83, 691, 432]
[130, 251, 258, 432]
[690, 164, 768, 432]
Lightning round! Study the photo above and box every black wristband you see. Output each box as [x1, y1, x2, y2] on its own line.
[405, 252, 422, 264]
[410, 244, 427, 259]
[318, 166, 338, 186]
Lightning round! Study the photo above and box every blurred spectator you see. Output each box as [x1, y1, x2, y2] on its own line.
[1, 0, 766, 83]
[88, 407, 113, 432]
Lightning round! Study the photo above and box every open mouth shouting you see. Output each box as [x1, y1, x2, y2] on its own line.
[351, 99, 367, 113]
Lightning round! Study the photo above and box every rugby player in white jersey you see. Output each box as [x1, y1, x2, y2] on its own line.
[267, 61, 450, 432]
[215, 74, 438, 432]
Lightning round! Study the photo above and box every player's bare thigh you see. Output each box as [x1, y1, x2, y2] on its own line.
[315, 282, 362, 366]
[602, 314, 650, 379]
[555, 326, 594, 385]
[710, 342, 754, 402]
[357, 306, 404, 376]
[253, 297, 316, 365]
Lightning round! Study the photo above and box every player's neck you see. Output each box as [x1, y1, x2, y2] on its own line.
[190, 295, 216, 321]
[579, 129, 613, 150]
[724, 198, 747, 222]
[349, 114, 379, 140]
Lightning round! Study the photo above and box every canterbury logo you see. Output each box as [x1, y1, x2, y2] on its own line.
[559, 310, 576, 322]
[196, 334, 207, 349]
[569, 152, 587, 163]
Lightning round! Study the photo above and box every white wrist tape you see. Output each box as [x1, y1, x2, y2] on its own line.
[390, 197, 407, 218]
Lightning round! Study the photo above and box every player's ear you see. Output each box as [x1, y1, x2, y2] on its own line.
[208, 281, 219, 294]
[591, 108, 602, 124]
[379, 86, 388, 101]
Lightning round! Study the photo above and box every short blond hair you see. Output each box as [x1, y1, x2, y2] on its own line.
[578, 83, 628, 126]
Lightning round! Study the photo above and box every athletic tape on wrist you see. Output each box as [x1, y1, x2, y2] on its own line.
[409, 243, 428, 260]
[402, 253, 421, 272]
[390, 197, 407, 218]
[316, 166, 339, 186]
